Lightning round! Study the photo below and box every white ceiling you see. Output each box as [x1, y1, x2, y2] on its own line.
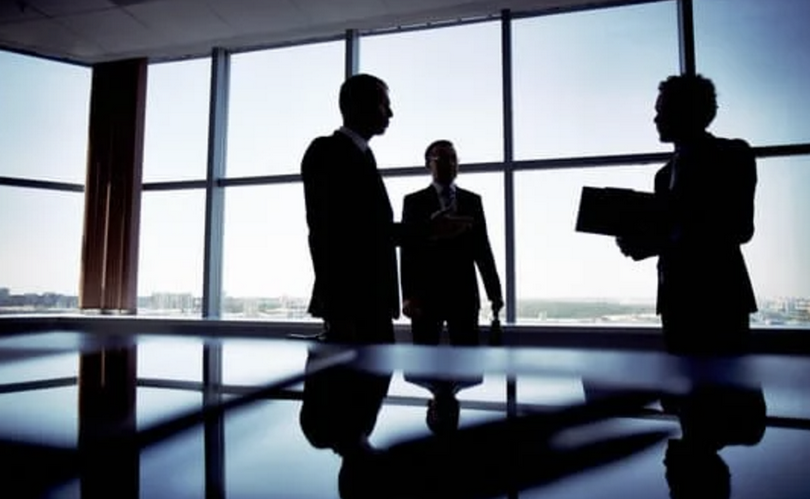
[0, 0, 641, 64]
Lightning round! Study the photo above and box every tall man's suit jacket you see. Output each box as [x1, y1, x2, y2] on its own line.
[302, 131, 400, 321]
[400, 185, 502, 317]
[652, 133, 758, 323]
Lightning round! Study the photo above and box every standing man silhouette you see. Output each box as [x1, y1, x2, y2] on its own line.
[617, 74, 758, 355]
[301, 73, 398, 344]
[400, 140, 503, 346]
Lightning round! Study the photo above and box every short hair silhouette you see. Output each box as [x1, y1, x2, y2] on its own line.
[424, 139, 454, 166]
[339, 73, 387, 117]
[658, 73, 718, 129]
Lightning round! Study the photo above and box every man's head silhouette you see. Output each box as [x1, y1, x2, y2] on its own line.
[339, 73, 393, 140]
[654, 73, 717, 144]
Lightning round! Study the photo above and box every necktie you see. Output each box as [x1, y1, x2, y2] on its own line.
[441, 187, 455, 211]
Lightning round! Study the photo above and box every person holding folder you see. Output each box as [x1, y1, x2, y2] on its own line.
[616, 74, 758, 355]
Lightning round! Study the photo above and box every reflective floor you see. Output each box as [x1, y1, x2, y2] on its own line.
[1, 329, 809, 498]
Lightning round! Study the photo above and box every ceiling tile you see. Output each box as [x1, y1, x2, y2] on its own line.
[379, 0, 494, 20]
[25, 0, 116, 17]
[0, 0, 617, 64]
[0, 1, 45, 24]
[126, 0, 234, 44]
[206, 0, 309, 34]
[382, 0, 470, 11]
[0, 17, 102, 61]
[293, 0, 388, 24]
[58, 7, 169, 53]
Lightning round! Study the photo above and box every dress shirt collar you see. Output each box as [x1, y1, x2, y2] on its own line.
[337, 126, 370, 153]
[431, 181, 456, 196]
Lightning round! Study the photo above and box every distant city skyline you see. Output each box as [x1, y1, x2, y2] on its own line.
[3, 286, 808, 329]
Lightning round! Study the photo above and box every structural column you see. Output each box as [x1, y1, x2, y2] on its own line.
[80, 58, 148, 313]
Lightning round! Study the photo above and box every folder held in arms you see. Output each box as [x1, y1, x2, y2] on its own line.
[575, 186, 661, 237]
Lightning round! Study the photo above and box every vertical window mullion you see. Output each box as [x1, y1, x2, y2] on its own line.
[502, 9, 517, 324]
[677, 0, 696, 75]
[346, 29, 360, 78]
[202, 47, 230, 318]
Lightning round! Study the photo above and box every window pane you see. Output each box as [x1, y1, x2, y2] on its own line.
[137, 337, 203, 382]
[143, 58, 211, 182]
[745, 157, 810, 327]
[222, 340, 311, 385]
[137, 190, 205, 316]
[0, 186, 82, 312]
[386, 171, 505, 324]
[512, 1, 679, 160]
[694, 0, 810, 146]
[221, 184, 313, 320]
[360, 22, 503, 167]
[0, 51, 90, 183]
[227, 42, 344, 177]
[515, 167, 659, 325]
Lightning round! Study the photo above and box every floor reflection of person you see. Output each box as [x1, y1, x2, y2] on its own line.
[298, 347, 392, 498]
[404, 372, 485, 436]
[301, 351, 666, 499]
[664, 382, 767, 499]
[299, 348, 391, 462]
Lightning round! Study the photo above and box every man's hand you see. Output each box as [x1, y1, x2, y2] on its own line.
[615, 236, 657, 261]
[428, 212, 473, 241]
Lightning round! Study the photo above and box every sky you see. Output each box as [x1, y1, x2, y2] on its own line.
[1, 0, 809, 304]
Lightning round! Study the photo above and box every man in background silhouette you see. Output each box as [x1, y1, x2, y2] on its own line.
[400, 140, 503, 345]
[617, 74, 758, 355]
[301, 73, 399, 344]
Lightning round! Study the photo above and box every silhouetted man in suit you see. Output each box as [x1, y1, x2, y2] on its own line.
[301, 73, 398, 344]
[617, 74, 758, 355]
[401, 140, 503, 345]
